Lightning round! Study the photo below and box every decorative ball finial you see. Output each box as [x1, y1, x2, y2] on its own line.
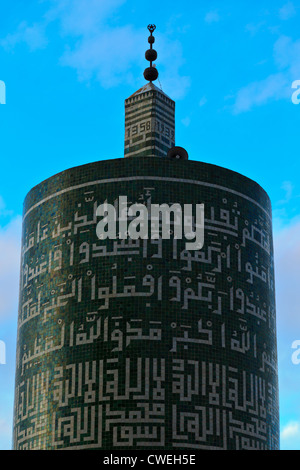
[144, 24, 158, 83]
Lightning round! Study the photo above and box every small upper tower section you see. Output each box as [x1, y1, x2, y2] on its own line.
[124, 25, 175, 158]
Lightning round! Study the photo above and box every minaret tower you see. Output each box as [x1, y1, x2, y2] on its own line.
[13, 23, 279, 451]
[124, 25, 175, 158]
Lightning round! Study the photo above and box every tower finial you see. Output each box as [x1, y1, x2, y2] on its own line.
[144, 24, 158, 83]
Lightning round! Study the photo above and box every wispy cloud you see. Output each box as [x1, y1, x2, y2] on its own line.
[205, 10, 220, 24]
[181, 116, 191, 127]
[0, 0, 190, 98]
[274, 219, 300, 451]
[199, 96, 207, 107]
[157, 36, 190, 100]
[60, 25, 145, 88]
[245, 21, 266, 36]
[0, 196, 13, 218]
[277, 181, 294, 205]
[281, 421, 300, 440]
[53, 0, 190, 97]
[233, 73, 288, 114]
[274, 220, 300, 338]
[0, 215, 22, 321]
[279, 2, 296, 21]
[0, 21, 48, 51]
[45, 0, 127, 35]
[232, 35, 300, 113]
[0, 418, 11, 438]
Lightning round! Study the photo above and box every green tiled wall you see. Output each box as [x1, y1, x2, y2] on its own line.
[13, 157, 279, 450]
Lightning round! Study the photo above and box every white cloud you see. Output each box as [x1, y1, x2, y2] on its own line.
[273, 35, 300, 76]
[233, 73, 289, 114]
[60, 26, 190, 97]
[0, 216, 22, 321]
[281, 422, 300, 440]
[274, 220, 300, 338]
[205, 11, 220, 24]
[245, 22, 265, 36]
[0, 21, 48, 51]
[157, 37, 191, 100]
[181, 117, 191, 127]
[232, 35, 300, 113]
[45, 0, 127, 36]
[0, 0, 190, 98]
[0, 196, 13, 218]
[0, 197, 5, 213]
[60, 25, 145, 88]
[56, 1, 190, 97]
[50, 0, 146, 89]
[277, 181, 294, 205]
[199, 96, 207, 107]
[0, 418, 11, 438]
[56, 0, 190, 96]
[279, 2, 296, 21]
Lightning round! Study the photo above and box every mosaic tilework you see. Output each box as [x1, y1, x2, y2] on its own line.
[13, 157, 279, 450]
[124, 83, 175, 158]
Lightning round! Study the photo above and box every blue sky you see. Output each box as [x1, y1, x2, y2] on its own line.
[1, 0, 300, 450]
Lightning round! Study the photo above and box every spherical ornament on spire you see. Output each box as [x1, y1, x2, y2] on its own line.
[144, 67, 159, 82]
[145, 49, 157, 62]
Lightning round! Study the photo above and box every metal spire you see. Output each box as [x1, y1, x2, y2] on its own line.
[143, 24, 159, 83]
